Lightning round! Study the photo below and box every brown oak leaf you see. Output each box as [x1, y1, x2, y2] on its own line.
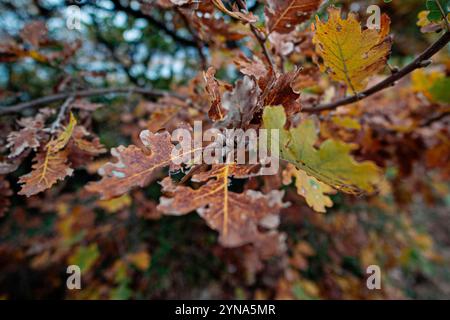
[219, 75, 261, 128]
[86, 130, 185, 199]
[6, 111, 51, 158]
[265, 0, 322, 34]
[263, 68, 303, 117]
[204, 67, 224, 121]
[158, 164, 286, 247]
[18, 149, 73, 197]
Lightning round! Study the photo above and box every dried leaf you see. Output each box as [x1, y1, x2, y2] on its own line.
[18, 149, 73, 197]
[219, 75, 261, 128]
[72, 126, 106, 155]
[263, 68, 302, 117]
[204, 67, 224, 121]
[312, 7, 392, 93]
[265, 0, 322, 34]
[17, 114, 78, 197]
[6, 111, 50, 158]
[212, 0, 258, 24]
[47, 112, 77, 153]
[234, 53, 269, 81]
[86, 130, 185, 199]
[158, 164, 286, 247]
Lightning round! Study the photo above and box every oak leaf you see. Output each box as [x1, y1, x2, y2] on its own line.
[220, 75, 261, 128]
[212, 0, 258, 24]
[263, 68, 303, 117]
[18, 149, 73, 197]
[265, 0, 322, 34]
[312, 7, 392, 93]
[46, 112, 77, 152]
[158, 164, 286, 247]
[86, 130, 184, 199]
[6, 109, 52, 158]
[204, 67, 224, 121]
[18, 114, 77, 197]
[283, 163, 335, 213]
[263, 106, 380, 194]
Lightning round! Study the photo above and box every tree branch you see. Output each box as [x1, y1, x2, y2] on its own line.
[0, 87, 187, 116]
[235, 0, 276, 70]
[303, 31, 450, 113]
[174, 7, 208, 70]
[109, 0, 200, 49]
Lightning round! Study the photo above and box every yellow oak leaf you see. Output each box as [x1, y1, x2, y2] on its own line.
[47, 112, 77, 152]
[312, 7, 392, 93]
[283, 164, 335, 213]
[263, 106, 380, 194]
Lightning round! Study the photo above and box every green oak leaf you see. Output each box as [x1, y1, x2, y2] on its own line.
[263, 106, 380, 194]
[426, 0, 449, 22]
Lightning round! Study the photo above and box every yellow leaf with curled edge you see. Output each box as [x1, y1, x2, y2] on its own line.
[312, 7, 392, 94]
[47, 112, 77, 152]
[283, 164, 335, 213]
[263, 106, 381, 194]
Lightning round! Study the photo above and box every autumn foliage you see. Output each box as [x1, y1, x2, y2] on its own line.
[0, 0, 450, 299]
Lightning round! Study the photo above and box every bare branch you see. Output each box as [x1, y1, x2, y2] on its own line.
[235, 0, 276, 70]
[175, 7, 208, 70]
[109, 0, 200, 49]
[0, 87, 187, 116]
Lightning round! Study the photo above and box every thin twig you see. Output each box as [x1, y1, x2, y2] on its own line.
[235, 0, 276, 70]
[0, 87, 187, 116]
[109, 0, 201, 48]
[303, 31, 450, 113]
[50, 96, 75, 133]
[175, 7, 208, 70]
